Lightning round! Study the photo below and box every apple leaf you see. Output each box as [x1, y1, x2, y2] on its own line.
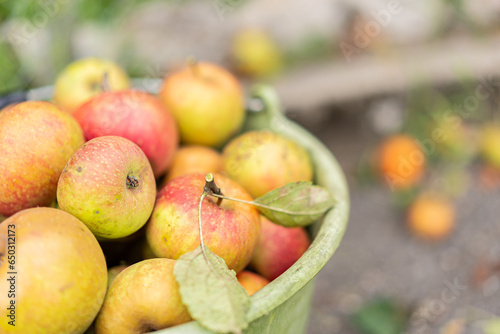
[254, 181, 335, 227]
[174, 245, 250, 334]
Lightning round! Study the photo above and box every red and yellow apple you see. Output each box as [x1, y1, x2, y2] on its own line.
[95, 258, 191, 334]
[74, 90, 179, 177]
[146, 173, 260, 273]
[223, 130, 313, 198]
[57, 136, 156, 240]
[53, 57, 130, 113]
[159, 61, 245, 147]
[250, 216, 311, 281]
[0, 101, 84, 217]
[236, 271, 270, 296]
[0, 207, 107, 334]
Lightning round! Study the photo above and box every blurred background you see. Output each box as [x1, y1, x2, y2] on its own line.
[2, 0, 500, 333]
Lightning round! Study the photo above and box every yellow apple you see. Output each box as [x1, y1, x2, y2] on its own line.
[0, 207, 107, 333]
[159, 61, 245, 147]
[53, 57, 130, 113]
[95, 258, 191, 333]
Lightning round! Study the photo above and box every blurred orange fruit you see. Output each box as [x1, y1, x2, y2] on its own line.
[407, 195, 455, 240]
[161, 145, 223, 188]
[376, 134, 426, 190]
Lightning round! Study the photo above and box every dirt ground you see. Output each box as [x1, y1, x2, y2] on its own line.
[290, 110, 500, 334]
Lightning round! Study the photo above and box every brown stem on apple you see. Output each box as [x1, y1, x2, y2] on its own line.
[100, 71, 110, 92]
[204, 173, 223, 206]
[126, 175, 139, 189]
[187, 56, 201, 78]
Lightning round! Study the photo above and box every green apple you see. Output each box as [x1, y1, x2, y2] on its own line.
[159, 61, 245, 147]
[250, 216, 311, 281]
[0, 101, 84, 217]
[57, 136, 156, 240]
[146, 173, 260, 273]
[95, 258, 191, 333]
[223, 130, 313, 198]
[53, 57, 130, 113]
[0, 207, 107, 333]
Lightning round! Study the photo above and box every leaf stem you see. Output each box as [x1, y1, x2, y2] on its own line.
[207, 193, 329, 216]
[198, 191, 210, 265]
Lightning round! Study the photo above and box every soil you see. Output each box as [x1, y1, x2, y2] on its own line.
[290, 109, 500, 334]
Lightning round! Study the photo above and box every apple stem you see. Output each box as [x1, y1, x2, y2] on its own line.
[204, 173, 223, 206]
[203, 173, 328, 215]
[126, 175, 139, 189]
[198, 191, 217, 274]
[198, 192, 208, 259]
[100, 71, 110, 92]
[187, 56, 201, 78]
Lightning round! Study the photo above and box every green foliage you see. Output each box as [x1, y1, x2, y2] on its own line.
[254, 181, 335, 227]
[351, 297, 408, 334]
[0, 41, 24, 94]
[284, 34, 333, 68]
[174, 246, 250, 334]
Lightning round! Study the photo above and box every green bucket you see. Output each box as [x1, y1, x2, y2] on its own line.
[158, 84, 350, 334]
[29, 82, 349, 334]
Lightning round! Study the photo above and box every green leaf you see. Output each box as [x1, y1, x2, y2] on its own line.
[350, 297, 408, 334]
[482, 318, 500, 334]
[254, 181, 335, 227]
[174, 246, 250, 334]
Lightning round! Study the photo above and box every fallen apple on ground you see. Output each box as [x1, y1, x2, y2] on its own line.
[57, 136, 156, 240]
[376, 134, 426, 190]
[407, 195, 455, 240]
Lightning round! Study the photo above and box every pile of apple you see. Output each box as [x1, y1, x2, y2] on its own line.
[0, 58, 316, 333]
